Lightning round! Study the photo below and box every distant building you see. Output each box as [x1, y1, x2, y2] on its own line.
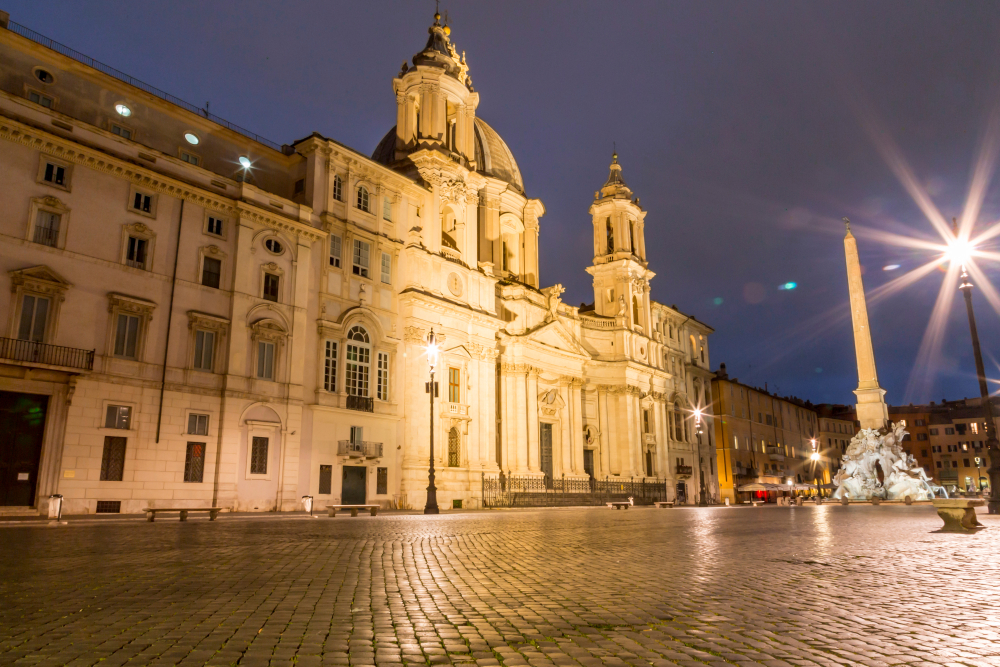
[711, 364, 830, 503]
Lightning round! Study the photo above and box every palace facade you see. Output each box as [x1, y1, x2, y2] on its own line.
[0, 11, 717, 515]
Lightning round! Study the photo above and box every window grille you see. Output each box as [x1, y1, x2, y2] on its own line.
[250, 437, 268, 475]
[184, 442, 205, 482]
[377, 467, 388, 495]
[448, 428, 460, 467]
[100, 436, 127, 481]
[34, 212, 60, 247]
[319, 465, 332, 494]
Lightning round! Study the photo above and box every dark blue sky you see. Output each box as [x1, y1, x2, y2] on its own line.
[10, 1, 1000, 406]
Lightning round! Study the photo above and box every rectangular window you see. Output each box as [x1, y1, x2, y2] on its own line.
[104, 405, 132, 430]
[319, 465, 332, 495]
[207, 216, 224, 236]
[111, 124, 132, 139]
[324, 340, 338, 392]
[132, 192, 152, 213]
[250, 436, 268, 474]
[377, 352, 389, 401]
[257, 341, 275, 380]
[180, 152, 199, 166]
[29, 90, 54, 107]
[345, 343, 370, 396]
[971, 422, 980, 434]
[184, 442, 205, 482]
[930, 428, 938, 435]
[187, 413, 209, 436]
[917, 433, 928, 441]
[643, 409, 651, 433]
[100, 436, 127, 481]
[945, 428, 955, 435]
[964, 458, 971, 467]
[193, 330, 215, 371]
[294, 179, 305, 195]
[377, 467, 388, 495]
[34, 211, 60, 247]
[350, 426, 363, 444]
[114, 314, 140, 359]
[263, 273, 280, 302]
[43, 162, 66, 186]
[17, 294, 49, 342]
[202, 257, 222, 289]
[936, 461, 942, 468]
[353, 239, 370, 278]
[448, 367, 460, 403]
[126, 236, 148, 269]
[383, 196, 392, 221]
[332, 176, 343, 202]
[330, 234, 342, 268]
[380, 252, 392, 284]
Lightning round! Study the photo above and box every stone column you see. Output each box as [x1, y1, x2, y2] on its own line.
[558, 380, 572, 478]
[571, 379, 585, 476]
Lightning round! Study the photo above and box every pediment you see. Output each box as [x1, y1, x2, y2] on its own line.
[10, 265, 72, 290]
[524, 320, 591, 358]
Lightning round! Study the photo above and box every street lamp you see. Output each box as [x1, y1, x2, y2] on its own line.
[948, 221, 1000, 512]
[424, 329, 440, 515]
[694, 408, 707, 506]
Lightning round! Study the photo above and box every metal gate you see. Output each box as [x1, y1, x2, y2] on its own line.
[482, 473, 667, 508]
[539, 424, 553, 487]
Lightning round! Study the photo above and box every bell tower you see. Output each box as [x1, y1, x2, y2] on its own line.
[585, 153, 654, 331]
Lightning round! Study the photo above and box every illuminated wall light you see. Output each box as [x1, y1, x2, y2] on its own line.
[184, 132, 200, 145]
[777, 282, 797, 290]
[238, 156, 252, 169]
[114, 103, 131, 117]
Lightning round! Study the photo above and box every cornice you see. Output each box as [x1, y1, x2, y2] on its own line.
[0, 115, 324, 242]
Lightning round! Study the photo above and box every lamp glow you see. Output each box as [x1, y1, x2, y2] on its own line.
[184, 132, 200, 145]
[810, 452, 820, 461]
[238, 156, 252, 169]
[944, 238, 974, 267]
[114, 103, 131, 117]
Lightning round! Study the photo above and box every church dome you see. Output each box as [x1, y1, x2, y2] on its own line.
[371, 117, 524, 193]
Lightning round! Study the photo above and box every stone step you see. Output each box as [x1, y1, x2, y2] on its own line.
[0, 506, 40, 517]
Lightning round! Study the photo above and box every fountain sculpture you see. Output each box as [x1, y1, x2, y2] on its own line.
[832, 421, 947, 501]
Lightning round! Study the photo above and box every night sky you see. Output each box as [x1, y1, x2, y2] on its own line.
[10, 1, 1000, 407]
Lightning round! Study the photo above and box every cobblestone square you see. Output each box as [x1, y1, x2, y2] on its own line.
[1, 505, 999, 667]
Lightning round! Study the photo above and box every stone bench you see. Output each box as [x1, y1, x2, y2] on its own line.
[327, 504, 379, 517]
[144, 507, 221, 522]
[743, 500, 761, 507]
[606, 501, 632, 510]
[932, 498, 986, 532]
[653, 501, 674, 508]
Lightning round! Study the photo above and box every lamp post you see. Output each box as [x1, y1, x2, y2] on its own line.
[695, 409, 707, 506]
[424, 329, 440, 514]
[951, 245, 1000, 512]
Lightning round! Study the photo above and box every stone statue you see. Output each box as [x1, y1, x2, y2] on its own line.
[832, 421, 947, 501]
[617, 295, 627, 317]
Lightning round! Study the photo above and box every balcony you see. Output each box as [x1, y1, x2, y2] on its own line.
[33, 226, 58, 247]
[765, 446, 785, 460]
[734, 466, 759, 477]
[346, 395, 374, 412]
[675, 464, 693, 477]
[337, 440, 383, 458]
[0, 337, 94, 371]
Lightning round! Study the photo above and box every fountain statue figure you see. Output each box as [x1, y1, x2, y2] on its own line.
[832, 421, 947, 501]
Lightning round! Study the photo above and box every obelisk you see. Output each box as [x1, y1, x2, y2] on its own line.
[843, 217, 889, 430]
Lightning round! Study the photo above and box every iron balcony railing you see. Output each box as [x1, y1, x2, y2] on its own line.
[675, 464, 693, 476]
[33, 226, 59, 247]
[0, 337, 94, 371]
[337, 440, 383, 458]
[346, 395, 374, 412]
[6, 21, 283, 152]
[482, 474, 668, 508]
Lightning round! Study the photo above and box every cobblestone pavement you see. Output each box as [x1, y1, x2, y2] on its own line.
[1, 505, 999, 667]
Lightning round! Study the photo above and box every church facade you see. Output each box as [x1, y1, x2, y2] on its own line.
[0, 11, 717, 515]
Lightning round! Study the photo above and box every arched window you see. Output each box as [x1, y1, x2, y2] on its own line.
[605, 218, 614, 254]
[448, 428, 460, 467]
[673, 402, 684, 442]
[345, 325, 370, 396]
[632, 296, 640, 325]
[356, 186, 370, 213]
[629, 219, 636, 253]
[333, 175, 343, 202]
